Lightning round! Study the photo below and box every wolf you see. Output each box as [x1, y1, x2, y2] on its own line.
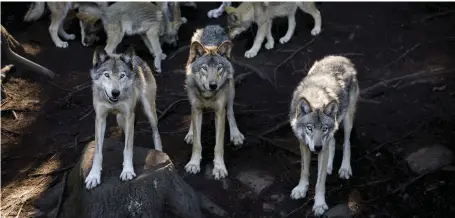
[288, 56, 359, 216]
[184, 25, 245, 180]
[77, 2, 186, 73]
[85, 46, 163, 189]
[23, 2, 107, 48]
[225, 2, 322, 58]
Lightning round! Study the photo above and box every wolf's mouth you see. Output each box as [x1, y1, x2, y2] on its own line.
[104, 90, 118, 103]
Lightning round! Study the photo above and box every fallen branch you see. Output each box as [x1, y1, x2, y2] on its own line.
[249, 133, 299, 156]
[258, 119, 290, 137]
[30, 165, 75, 177]
[231, 58, 274, 87]
[157, 98, 188, 121]
[273, 36, 319, 87]
[167, 45, 190, 60]
[421, 10, 455, 23]
[360, 67, 454, 96]
[381, 43, 421, 69]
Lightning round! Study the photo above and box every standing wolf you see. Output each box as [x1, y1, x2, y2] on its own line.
[77, 2, 186, 73]
[184, 25, 245, 179]
[225, 2, 321, 58]
[289, 56, 359, 216]
[85, 47, 163, 189]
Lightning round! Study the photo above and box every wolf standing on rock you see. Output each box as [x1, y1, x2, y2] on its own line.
[85, 47, 163, 189]
[289, 56, 359, 216]
[184, 25, 245, 180]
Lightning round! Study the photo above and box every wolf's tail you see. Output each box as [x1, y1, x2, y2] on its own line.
[23, 2, 46, 22]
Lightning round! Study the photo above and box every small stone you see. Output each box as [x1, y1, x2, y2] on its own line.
[263, 203, 275, 212]
[322, 203, 351, 218]
[236, 170, 274, 196]
[405, 144, 454, 175]
[270, 193, 285, 203]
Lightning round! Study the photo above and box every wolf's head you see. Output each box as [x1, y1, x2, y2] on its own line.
[77, 5, 103, 47]
[225, 3, 255, 39]
[290, 97, 339, 153]
[188, 40, 233, 92]
[160, 2, 185, 47]
[90, 47, 137, 104]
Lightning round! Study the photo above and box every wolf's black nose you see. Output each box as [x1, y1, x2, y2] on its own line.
[209, 83, 217, 90]
[111, 89, 120, 98]
[314, 145, 322, 152]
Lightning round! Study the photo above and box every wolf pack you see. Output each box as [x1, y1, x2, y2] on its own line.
[23, 1, 359, 216]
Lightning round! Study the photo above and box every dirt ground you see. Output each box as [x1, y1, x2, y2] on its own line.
[2, 2, 455, 218]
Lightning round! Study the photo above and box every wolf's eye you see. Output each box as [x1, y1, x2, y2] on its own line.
[104, 73, 110, 78]
[201, 65, 208, 72]
[120, 74, 125, 79]
[322, 126, 328, 132]
[217, 66, 223, 72]
[306, 125, 313, 132]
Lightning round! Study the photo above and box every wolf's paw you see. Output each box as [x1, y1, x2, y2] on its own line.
[181, 17, 188, 24]
[212, 163, 228, 180]
[311, 27, 321, 36]
[185, 161, 201, 174]
[120, 168, 136, 181]
[312, 201, 329, 216]
[265, 41, 274, 50]
[55, 41, 69, 48]
[63, 34, 76, 40]
[184, 131, 193, 144]
[244, 49, 258, 59]
[85, 170, 101, 190]
[230, 130, 245, 146]
[338, 164, 352, 179]
[160, 53, 167, 60]
[290, 184, 308, 199]
[208, 9, 223, 19]
[327, 163, 333, 175]
[279, 36, 291, 44]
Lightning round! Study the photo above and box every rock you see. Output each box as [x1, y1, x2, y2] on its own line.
[263, 203, 275, 212]
[236, 170, 274, 197]
[270, 193, 285, 203]
[34, 138, 227, 218]
[322, 203, 352, 218]
[405, 144, 454, 175]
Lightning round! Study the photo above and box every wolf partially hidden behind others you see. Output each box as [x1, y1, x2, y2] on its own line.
[85, 47, 163, 190]
[184, 25, 245, 180]
[289, 55, 359, 216]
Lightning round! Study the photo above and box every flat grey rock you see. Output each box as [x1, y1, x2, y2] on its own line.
[322, 203, 352, 218]
[236, 170, 274, 196]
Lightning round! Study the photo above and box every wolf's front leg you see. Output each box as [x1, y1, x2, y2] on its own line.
[185, 108, 203, 174]
[265, 20, 275, 50]
[279, 15, 296, 44]
[245, 22, 269, 58]
[313, 146, 329, 216]
[120, 113, 136, 181]
[213, 106, 228, 179]
[85, 110, 107, 189]
[49, 13, 69, 48]
[147, 29, 166, 73]
[141, 95, 163, 151]
[227, 81, 244, 145]
[291, 142, 310, 199]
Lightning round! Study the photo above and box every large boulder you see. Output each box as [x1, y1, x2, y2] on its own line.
[34, 138, 227, 218]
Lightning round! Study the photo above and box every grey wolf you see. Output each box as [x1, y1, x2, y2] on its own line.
[289, 56, 359, 216]
[85, 47, 163, 189]
[77, 2, 186, 73]
[23, 2, 107, 48]
[207, 2, 231, 18]
[225, 2, 321, 58]
[184, 25, 245, 180]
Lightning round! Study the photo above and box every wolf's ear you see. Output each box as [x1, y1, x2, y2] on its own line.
[187, 41, 205, 64]
[228, 13, 239, 23]
[299, 97, 312, 115]
[92, 46, 108, 67]
[120, 46, 136, 65]
[323, 100, 339, 118]
[217, 40, 232, 58]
